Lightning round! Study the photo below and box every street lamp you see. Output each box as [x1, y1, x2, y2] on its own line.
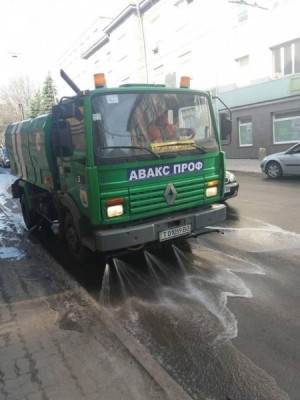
[18, 104, 24, 119]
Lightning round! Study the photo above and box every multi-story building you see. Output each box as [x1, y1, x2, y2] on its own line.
[58, 0, 300, 158]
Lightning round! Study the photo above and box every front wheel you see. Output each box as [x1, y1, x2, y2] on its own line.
[266, 161, 282, 179]
[20, 194, 38, 230]
[64, 212, 87, 264]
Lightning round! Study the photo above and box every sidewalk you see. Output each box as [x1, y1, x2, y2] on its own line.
[0, 204, 192, 400]
[226, 158, 261, 174]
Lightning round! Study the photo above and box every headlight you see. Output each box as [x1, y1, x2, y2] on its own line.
[107, 204, 124, 218]
[206, 186, 218, 197]
[106, 197, 125, 218]
[228, 172, 236, 183]
[206, 180, 219, 197]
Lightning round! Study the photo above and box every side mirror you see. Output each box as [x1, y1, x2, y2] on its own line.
[52, 103, 83, 121]
[53, 103, 76, 120]
[219, 112, 232, 144]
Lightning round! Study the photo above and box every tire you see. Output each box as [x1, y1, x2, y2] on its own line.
[266, 161, 282, 179]
[64, 212, 87, 264]
[20, 194, 38, 230]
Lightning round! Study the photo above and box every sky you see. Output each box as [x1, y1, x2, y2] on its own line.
[0, 0, 130, 91]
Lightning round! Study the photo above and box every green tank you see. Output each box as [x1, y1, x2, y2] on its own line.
[6, 114, 56, 190]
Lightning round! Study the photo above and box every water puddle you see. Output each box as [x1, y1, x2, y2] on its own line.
[0, 246, 24, 260]
[0, 201, 26, 261]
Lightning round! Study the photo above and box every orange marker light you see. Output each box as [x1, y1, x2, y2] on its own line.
[106, 197, 124, 206]
[207, 180, 219, 187]
[94, 73, 106, 88]
[180, 76, 190, 88]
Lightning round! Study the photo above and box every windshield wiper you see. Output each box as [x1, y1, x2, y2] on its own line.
[190, 143, 208, 153]
[99, 146, 160, 159]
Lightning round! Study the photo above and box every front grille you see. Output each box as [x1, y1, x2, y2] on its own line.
[129, 176, 205, 218]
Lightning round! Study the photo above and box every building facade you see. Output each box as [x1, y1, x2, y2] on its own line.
[58, 0, 300, 159]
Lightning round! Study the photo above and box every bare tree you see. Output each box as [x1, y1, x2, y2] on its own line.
[0, 75, 35, 144]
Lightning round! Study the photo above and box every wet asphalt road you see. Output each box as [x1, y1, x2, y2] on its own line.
[0, 168, 299, 400]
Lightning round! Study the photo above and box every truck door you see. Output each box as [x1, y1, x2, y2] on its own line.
[52, 100, 89, 211]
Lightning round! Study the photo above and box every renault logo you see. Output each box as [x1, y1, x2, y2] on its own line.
[164, 183, 177, 205]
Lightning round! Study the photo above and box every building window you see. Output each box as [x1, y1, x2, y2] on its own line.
[272, 38, 300, 78]
[273, 111, 300, 144]
[239, 117, 253, 146]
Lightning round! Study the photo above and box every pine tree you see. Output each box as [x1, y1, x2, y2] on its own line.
[40, 73, 57, 114]
[28, 90, 43, 118]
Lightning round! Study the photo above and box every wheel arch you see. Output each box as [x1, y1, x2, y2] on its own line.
[15, 180, 36, 209]
[266, 159, 283, 171]
[57, 193, 92, 238]
[265, 159, 283, 178]
[266, 158, 283, 169]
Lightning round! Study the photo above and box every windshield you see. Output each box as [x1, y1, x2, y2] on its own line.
[92, 91, 218, 162]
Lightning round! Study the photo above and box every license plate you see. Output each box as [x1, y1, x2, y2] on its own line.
[159, 224, 191, 242]
[224, 187, 231, 193]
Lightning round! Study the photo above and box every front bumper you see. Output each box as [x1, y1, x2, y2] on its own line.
[93, 203, 226, 252]
[260, 161, 266, 173]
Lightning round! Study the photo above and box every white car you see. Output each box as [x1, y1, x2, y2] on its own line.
[260, 142, 300, 179]
[223, 171, 239, 200]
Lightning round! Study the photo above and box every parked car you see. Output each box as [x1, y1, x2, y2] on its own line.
[0, 147, 10, 168]
[223, 170, 239, 200]
[260, 142, 300, 179]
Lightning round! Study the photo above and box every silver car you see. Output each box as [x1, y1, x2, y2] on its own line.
[261, 142, 300, 179]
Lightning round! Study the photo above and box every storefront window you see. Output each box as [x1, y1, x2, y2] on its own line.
[273, 111, 300, 143]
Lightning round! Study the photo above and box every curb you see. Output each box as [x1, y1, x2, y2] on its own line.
[229, 169, 262, 176]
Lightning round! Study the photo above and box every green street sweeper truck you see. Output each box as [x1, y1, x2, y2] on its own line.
[5, 71, 230, 262]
